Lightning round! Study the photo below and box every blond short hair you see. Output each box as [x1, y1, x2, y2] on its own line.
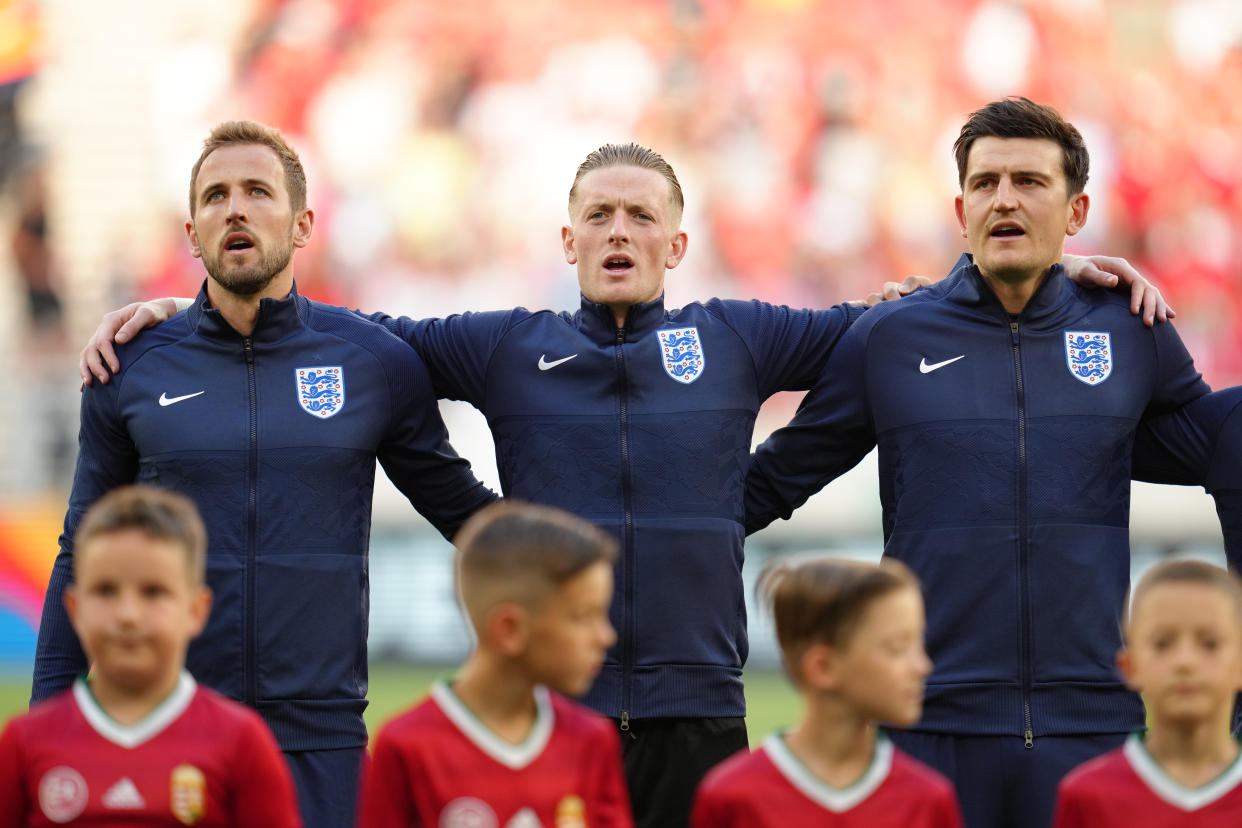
[568, 143, 684, 217]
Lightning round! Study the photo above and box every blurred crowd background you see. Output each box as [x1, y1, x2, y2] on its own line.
[1, 0, 1239, 672]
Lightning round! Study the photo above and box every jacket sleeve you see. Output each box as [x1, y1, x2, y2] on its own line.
[360, 308, 528, 405]
[32, 381, 139, 702]
[707, 299, 866, 398]
[1133, 386, 1242, 572]
[744, 314, 878, 535]
[376, 342, 499, 540]
[1145, 319, 1210, 415]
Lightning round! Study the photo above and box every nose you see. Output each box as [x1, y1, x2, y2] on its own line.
[226, 189, 247, 222]
[600, 618, 617, 649]
[608, 214, 629, 243]
[993, 177, 1018, 211]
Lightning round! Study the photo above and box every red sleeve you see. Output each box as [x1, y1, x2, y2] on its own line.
[1050, 782, 1084, 828]
[937, 782, 966, 828]
[356, 728, 419, 828]
[583, 723, 633, 828]
[0, 720, 29, 827]
[230, 714, 303, 828]
[689, 783, 731, 828]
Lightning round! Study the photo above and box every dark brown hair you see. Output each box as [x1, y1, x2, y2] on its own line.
[188, 120, 307, 216]
[953, 97, 1089, 195]
[76, 486, 207, 583]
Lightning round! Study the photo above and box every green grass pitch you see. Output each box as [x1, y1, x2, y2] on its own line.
[0, 664, 802, 746]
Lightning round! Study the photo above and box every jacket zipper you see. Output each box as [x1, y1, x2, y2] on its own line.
[243, 335, 259, 708]
[615, 325, 636, 735]
[1010, 320, 1035, 749]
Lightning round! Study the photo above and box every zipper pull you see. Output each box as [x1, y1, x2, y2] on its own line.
[619, 710, 635, 739]
[1024, 728, 1034, 749]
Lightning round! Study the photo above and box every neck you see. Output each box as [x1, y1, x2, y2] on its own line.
[1144, 713, 1239, 787]
[979, 266, 1053, 315]
[87, 669, 182, 727]
[784, 695, 877, 788]
[452, 652, 539, 745]
[205, 273, 293, 336]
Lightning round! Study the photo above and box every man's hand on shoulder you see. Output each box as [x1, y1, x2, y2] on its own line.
[80, 298, 182, 386]
[1062, 254, 1173, 327]
[848, 275, 933, 307]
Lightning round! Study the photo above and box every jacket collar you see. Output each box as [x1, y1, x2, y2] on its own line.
[950, 253, 1073, 327]
[186, 280, 308, 342]
[577, 293, 668, 342]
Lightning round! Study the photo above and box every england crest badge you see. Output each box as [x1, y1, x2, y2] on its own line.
[659, 326, 704, 384]
[295, 366, 345, 418]
[1064, 331, 1112, 386]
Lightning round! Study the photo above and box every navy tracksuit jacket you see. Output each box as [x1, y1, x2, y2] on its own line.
[746, 255, 1211, 740]
[375, 294, 863, 721]
[33, 284, 496, 751]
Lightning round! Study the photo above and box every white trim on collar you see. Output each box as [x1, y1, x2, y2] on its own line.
[73, 671, 196, 749]
[1123, 732, 1242, 811]
[762, 731, 893, 813]
[430, 681, 555, 770]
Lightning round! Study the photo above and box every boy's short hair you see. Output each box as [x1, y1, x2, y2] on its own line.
[1128, 559, 1242, 634]
[454, 500, 618, 623]
[758, 556, 919, 683]
[568, 142, 685, 219]
[75, 486, 207, 583]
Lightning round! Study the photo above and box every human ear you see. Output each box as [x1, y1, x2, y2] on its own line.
[185, 221, 202, 259]
[561, 226, 577, 265]
[665, 231, 688, 269]
[292, 208, 315, 249]
[1116, 648, 1141, 692]
[1065, 192, 1090, 237]
[486, 603, 530, 658]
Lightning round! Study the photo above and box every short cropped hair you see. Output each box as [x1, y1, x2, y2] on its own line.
[188, 120, 307, 217]
[568, 143, 685, 217]
[75, 486, 208, 583]
[953, 97, 1090, 196]
[1128, 559, 1242, 634]
[455, 501, 618, 623]
[758, 556, 920, 683]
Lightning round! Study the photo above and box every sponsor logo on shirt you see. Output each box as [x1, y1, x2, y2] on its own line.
[441, 796, 498, 828]
[103, 776, 146, 809]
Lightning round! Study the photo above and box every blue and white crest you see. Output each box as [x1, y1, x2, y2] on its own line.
[659, 327, 705, 385]
[295, 366, 345, 418]
[1064, 331, 1112, 386]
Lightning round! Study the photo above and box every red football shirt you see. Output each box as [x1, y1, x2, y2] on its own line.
[357, 682, 632, 828]
[0, 672, 301, 827]
[691, 733, 963, 828]
[1053, 733, 1242, 828]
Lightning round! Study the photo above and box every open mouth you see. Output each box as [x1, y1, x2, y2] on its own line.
[224, 233, 255, 252]
[604, 255, 634, 272]
[990, 224, 1025, 238]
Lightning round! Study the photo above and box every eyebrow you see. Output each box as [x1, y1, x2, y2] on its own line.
[966, 168, 1053, 185]
[199, 177, 277, 201]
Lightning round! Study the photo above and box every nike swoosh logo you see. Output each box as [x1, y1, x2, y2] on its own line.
[537, 354, 578, 371]
[919, 355, 965, 374]
[158, 391, 205, 406]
